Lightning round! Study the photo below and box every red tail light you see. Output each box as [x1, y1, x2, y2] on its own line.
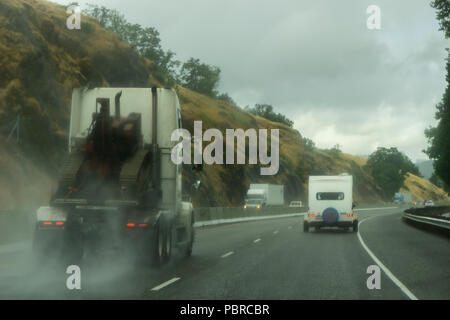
[126, 222, 136, 228]
[138, 223, 148, 228]
[43, 221, 53, 225]
[56, 221, 64, 226]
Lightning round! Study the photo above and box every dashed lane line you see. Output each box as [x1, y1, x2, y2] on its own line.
[151, 277, 181, 291]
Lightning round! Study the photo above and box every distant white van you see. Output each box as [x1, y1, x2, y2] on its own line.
[304, 175, 358, 232]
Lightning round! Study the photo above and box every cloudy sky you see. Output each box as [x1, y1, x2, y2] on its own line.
[55, 0, 448, 161]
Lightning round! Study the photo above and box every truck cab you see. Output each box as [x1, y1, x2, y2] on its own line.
[244, 189, 266, 209]
[303, 175, 358, 232]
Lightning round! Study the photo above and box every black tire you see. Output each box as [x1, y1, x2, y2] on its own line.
[303, 221, 309, 232]
[32, 224, 63, 267]
[60, 224, 83, 266]
[152, 223, 165, 267]
[184, 217, 195, 258]
[152, 216, 172, 266]
[163, 223, 173, 263]
[353, 220, 358, 232]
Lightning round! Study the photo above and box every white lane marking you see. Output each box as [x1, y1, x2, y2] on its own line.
[194, 213, 305, 227]
[151, 277, 181, 291]
[287, 226, 292, 229]
[253, 238, 261, 243]
[354, 207, 397, 211]
[357, 216, 418, 300]
[221, 251, 234, 258]
[273, 230, 279, 234]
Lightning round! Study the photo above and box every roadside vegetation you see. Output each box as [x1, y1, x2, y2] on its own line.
[364, 147, 421, 199]
[424, 0, 450, 193]
[0, 0, 448, 208]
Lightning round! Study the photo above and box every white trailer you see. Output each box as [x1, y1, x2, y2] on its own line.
[304, 175, 358, 232]
[248, 184, 284, 206]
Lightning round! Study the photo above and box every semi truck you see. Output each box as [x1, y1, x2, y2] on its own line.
[392, 192, 412, 205]
[33, 87, 198, 266]
[304, 175, 358, 232]
[244, 184, 284, 208]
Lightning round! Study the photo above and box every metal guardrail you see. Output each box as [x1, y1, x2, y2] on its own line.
[403, 213, 450, 230]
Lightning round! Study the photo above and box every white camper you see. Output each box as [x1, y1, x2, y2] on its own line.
[304, 175, 358, 232]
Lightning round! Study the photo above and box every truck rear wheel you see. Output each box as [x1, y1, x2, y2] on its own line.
[303, 221, 309, 232]
[32, 224, 63, 266]
[184, 217, 195, 258]
[152, 217, 172, 266]
[353, 220, 358, 232]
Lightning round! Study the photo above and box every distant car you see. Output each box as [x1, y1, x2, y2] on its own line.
[424, 200, 434, 207]
[289, 201, 302, 207]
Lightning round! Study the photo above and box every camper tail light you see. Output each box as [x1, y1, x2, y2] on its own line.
[40, 221, 65, 227]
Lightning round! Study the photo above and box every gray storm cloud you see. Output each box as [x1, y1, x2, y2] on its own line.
[52, 0, 448, 160]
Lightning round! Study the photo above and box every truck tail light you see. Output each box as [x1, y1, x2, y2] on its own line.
[311, 213, 315, 217]
[138, 223, 148, 228]
[126, 222, 136, 228]
[347, 213, 350, 217]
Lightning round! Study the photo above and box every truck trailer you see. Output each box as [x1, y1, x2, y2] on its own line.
[33, 87, 197, 266]
[244, 184, 284, 208]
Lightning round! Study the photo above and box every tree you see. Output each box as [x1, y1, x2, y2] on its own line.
[83, 5, 179, 83]
[178, 58, 221, 97]
[244, 104, 294, 127]
[366, 147, 421, 198]
[429, 172, 446, 189]
[303, 138, 316, 151]
[424, 0, 450, 193]
[216, 92, 236, 105]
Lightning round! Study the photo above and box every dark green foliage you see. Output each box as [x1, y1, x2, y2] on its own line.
[179, 58, 221, 97]
[216, 92, 236, 105]
[429, 172, 448, 190]
[244, 104, 293, 127]
[431, 0, 450, 38]
[303, 138, 316, 151]
[83, 4, 180, 85]
[365, 147, 421, 198]
[424, 0, 450, 193]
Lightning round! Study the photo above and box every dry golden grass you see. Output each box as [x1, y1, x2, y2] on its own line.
[0, 0, 443, 208]
[401, 173, 450, 202]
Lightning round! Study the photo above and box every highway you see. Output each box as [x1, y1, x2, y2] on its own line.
[0, 207, 448, 300]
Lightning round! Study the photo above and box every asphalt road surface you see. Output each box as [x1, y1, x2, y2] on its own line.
[0, 207, 448, 299]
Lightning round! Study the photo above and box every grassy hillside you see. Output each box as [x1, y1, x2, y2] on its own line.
[0, 0, 446, 209]
[401, 173, 450, 203]
[177, 86, 384, 206]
